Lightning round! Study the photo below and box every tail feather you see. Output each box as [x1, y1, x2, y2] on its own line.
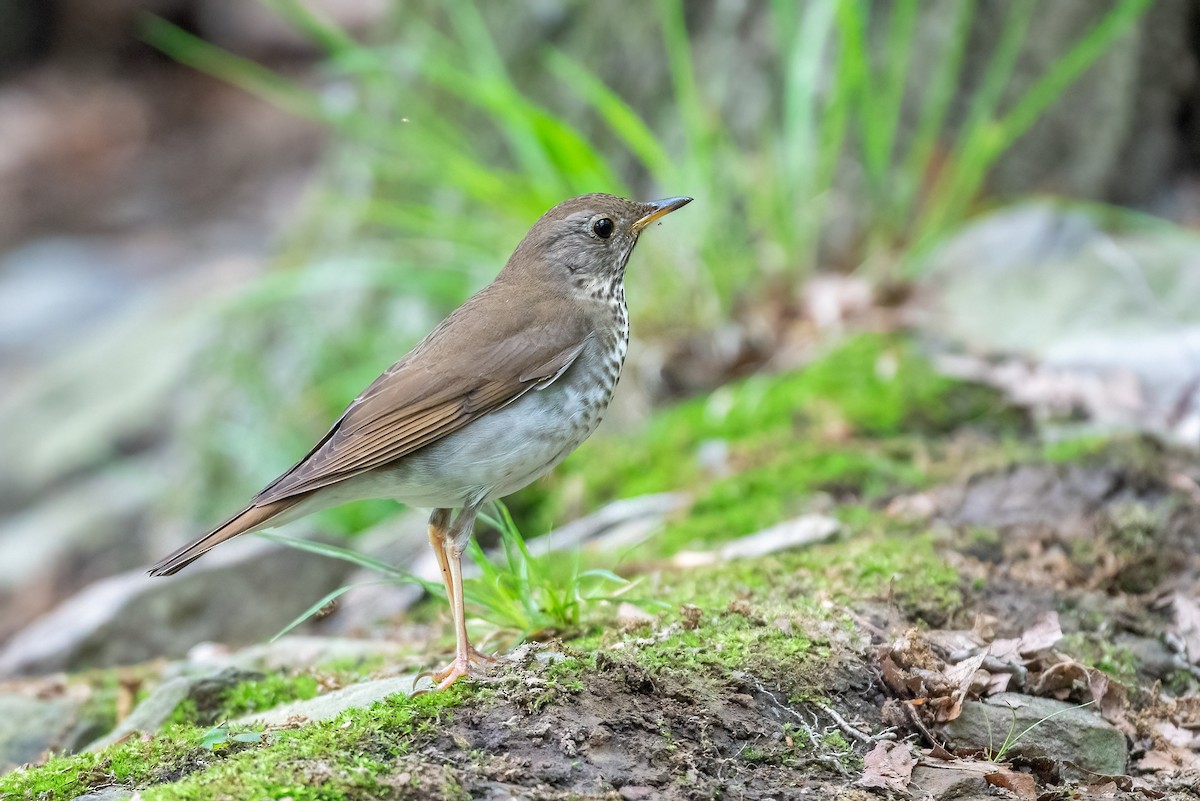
[148, 498, 301, 576]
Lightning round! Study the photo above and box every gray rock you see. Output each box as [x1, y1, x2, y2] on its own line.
[0, 692, 87, 771]
[908, 762, 992, 801]
[918, 203, 1200, 442]
[85, 676, 193, 752]
[0, 537, 357, 676]
[87, 667, 263, 751]
[68, 788, 134, 801]
[0, 238, 133, 356]
[0, 464, 158, 592]
[672, 514, 841, 568]
[939, 692, 1127, 777]
[313, 508, 429, 635]
[234, 673, 419, 727]
[179, 635, 408, 676]
[0, 292, 206, 505]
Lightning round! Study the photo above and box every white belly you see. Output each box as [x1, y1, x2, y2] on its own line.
[321, 355, 618, 511]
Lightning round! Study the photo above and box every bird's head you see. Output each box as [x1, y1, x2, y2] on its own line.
[502, 193, 692, 300]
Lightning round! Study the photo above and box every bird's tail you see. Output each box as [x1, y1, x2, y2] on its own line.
[148, 497, 302, 576]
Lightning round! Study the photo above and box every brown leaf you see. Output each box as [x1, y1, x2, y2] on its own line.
[1085, 664, 1129, 725]
[1016, 611, 1062, 655]
[858, 740, 915, 792]
[879, 654, 909, 697]
[1138, 748, 1200, 773]
[984, 767, 1038, 800]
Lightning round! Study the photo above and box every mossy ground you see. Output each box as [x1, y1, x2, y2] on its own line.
[3, 333, 1194, 800]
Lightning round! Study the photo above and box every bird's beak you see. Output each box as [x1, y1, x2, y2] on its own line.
[632, 196, 693, 232]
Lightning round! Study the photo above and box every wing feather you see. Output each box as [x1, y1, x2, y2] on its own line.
[252, 288, 593, 506]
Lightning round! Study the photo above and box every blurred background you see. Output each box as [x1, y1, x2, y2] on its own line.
[2, 0, 1199, 673]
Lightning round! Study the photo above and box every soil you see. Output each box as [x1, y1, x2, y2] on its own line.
[369, 653, 876, 801]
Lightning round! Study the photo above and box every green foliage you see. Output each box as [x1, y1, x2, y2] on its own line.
[164, 674, 319, 730]
[266, 500, 652, 646]
[464, 503, 653, 642]
[197, 725, 267, 751]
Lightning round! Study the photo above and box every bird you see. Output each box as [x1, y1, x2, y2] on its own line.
[150, 192, 692, 689]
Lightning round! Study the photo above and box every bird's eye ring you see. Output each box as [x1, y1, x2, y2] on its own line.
[592, 217, 614, 239]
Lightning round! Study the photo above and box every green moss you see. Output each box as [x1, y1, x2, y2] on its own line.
[0, 686, 471, 801]
[516, 332, 1023, 534]
[166, 674, 321, 727]
[651, 515, 962, 627]
[220, 674, 320, 718]
[73, 672, 123, 741]
[655, 440, 928, 554]
[1060, 634, 1139, 686]
[632, 613, 816, 677]
[1042, 434, 1115, 463]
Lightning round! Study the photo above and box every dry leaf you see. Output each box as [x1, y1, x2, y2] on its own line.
[1016, 611, 1063, 655]
[858, 741, 915, 792]
[985, 767, 1038, 800]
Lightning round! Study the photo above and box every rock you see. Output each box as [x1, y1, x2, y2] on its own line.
[0, 290, 207, 502]
[939, 692, 1127, 777]
[0, 692, 92, 771]
[918, 203, 1200, 443]
[0, 238, 133, 357]
[312, 508, 429, 636]
[86, 676, 193, 752]
[69, 789, 134, 801]
[616, 603, 657, 630]
[0, 462, 162, 642]
[87, 667, 263, 750]
[0, 537, 357, 676]
[672, 514, 841, 567]
[908, 761, 992, 801]
[179, 636, 408, 676]
[234, 673, 419, 727]
[525, 492, 691, 556]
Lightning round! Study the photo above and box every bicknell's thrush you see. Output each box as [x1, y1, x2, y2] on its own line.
[150, 192, 692, 689]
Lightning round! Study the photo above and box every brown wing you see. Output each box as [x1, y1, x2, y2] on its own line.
[252, 286, 593, 506]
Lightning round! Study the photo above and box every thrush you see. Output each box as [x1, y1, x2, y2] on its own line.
[150, 192, 692, 689]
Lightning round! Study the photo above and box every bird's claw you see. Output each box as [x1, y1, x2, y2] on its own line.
[412, 646, 496, 694]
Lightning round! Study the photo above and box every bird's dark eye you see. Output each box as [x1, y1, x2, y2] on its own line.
[592, 218, 614, 239]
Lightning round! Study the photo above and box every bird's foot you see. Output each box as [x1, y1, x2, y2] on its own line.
[413, 646, 496, 693]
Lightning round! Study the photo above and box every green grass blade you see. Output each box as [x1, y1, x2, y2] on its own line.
[256, 531, 438, 591]
[545, 48, 673, 179]
[912, 0, 1151, 254]
[912, 0, 1035, 246]
[993, 0, 1153, 149]
[271, 579, 398, 641]
[260, 0, 362, 58]
[140, 15, 328, 122]
[897, 0, 975, 227]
